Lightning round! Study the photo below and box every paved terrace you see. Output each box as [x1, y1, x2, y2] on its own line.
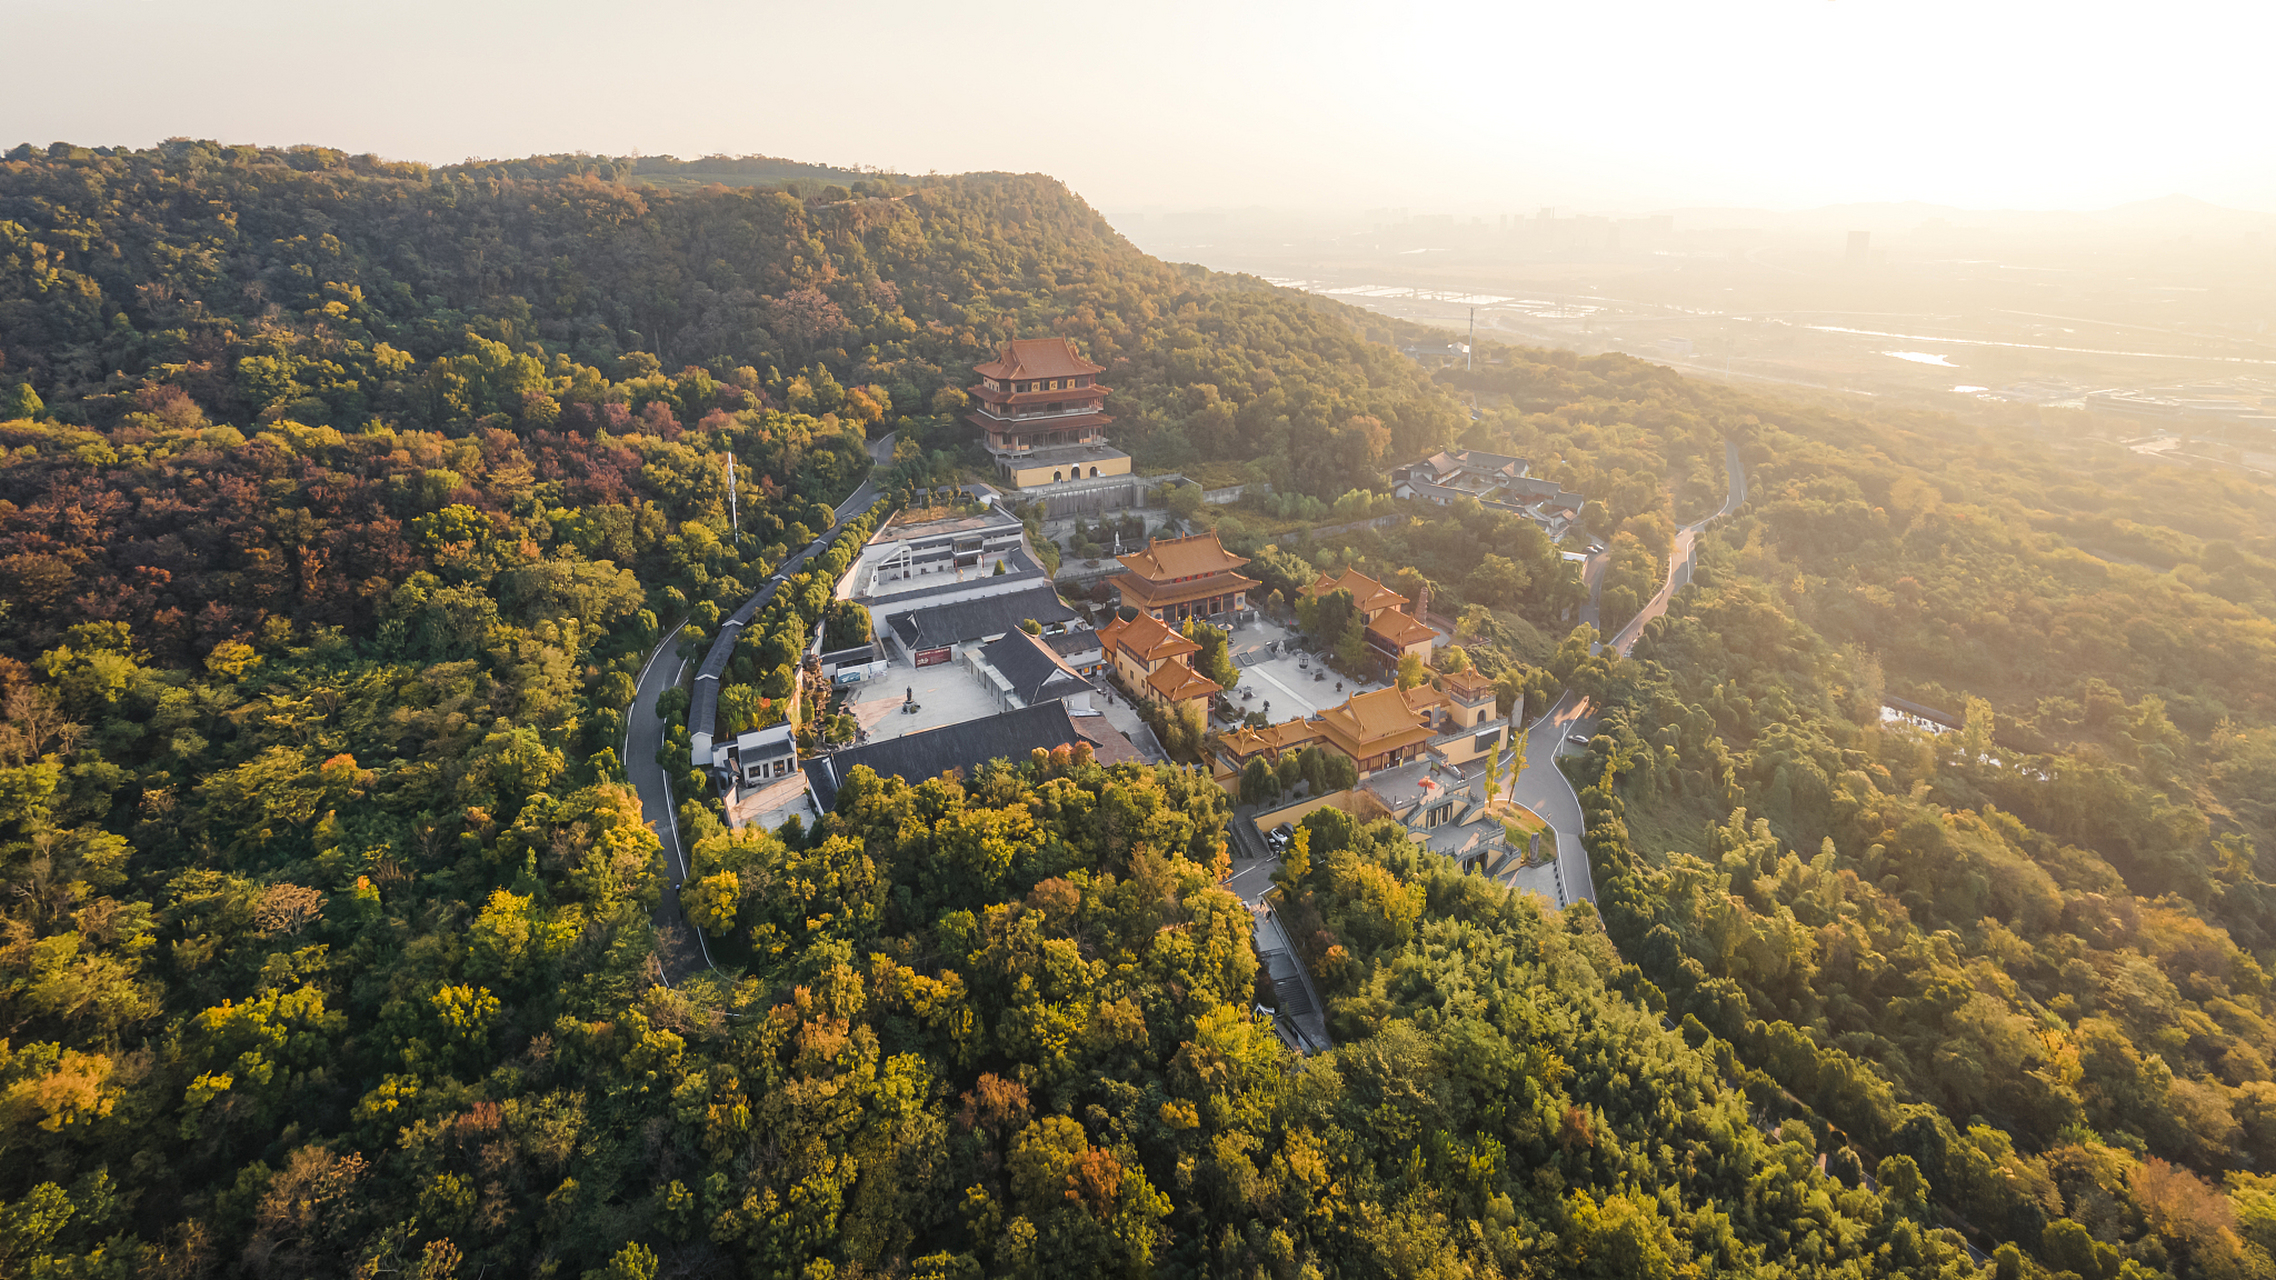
[1221, 617, 1391, 724]
[1362, 758, 1570, 907]
[839, 660, 1004, 742]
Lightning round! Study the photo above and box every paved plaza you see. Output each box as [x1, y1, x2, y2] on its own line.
[839, 659, 1002, 742]
[1219, 616, 1391, 724]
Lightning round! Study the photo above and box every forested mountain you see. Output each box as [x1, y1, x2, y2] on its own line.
[0, 138, 1453, 502]
[1407, 348, 2276, 1279]
[2, 138, 2275, 1279]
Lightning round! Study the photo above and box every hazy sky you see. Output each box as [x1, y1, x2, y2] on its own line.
[7, 0, 2272, 217]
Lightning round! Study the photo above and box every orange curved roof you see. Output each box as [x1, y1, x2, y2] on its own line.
[1438, 667, 1496, 702]
[1367, 609, 1437, 650]
[1146, 660, 1222, 703]
[1116, 531, 1251, 582]
[1313, 687, 1435, 757]
[974, 337, 1104, 381]
[1099, 611, 1200, 663]
[1216, 719, 1323, 760]
[1305, 567, 1407, 615]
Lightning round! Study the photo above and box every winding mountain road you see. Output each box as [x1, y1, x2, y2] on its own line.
[1505, 439, 1746, 908]
[623, 433, 895, 980]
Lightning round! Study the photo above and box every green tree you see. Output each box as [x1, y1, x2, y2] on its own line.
[762, 663, 797, 700]
[1395, 652, 1427, 690]
[1239, 758, 1277, 806]
[0, 382, 42, 420]
[1334, 611, 1367, 670]
[1162, 482, 1204, 522]
[1183, 619, 1239, 690]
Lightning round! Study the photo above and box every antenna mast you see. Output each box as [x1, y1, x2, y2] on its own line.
[726, 454, 739, 543]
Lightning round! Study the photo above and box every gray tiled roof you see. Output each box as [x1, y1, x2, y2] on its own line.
[888, 582, 1078, 650]
[1045, 628, 1103, 659]
[804, 699, 1103, 811]
[980, 630, 1090, 705]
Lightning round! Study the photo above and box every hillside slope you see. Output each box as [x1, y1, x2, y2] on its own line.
[0, 143, 2000, 1278]
[0, 140, 1454, 496]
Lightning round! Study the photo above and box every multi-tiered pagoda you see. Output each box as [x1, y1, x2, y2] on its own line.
[967, 338, 1133, 490]
[1112, 531, 1259, 625]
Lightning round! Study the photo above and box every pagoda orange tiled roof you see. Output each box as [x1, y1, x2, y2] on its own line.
[1367, 608, 1438, 650]
[1305, 567, 1407, 616]
[1215, 719, 1324, 761]
[1438, 667, 1496, 701]
[1098, 611, 1200, 664]
[1397, 682, 1448, 718]
[1117, 531, 1251, 582]
[1146, 660, 1222, 704]
[1313, 687, 1435, 757]
[974, 337, 1103, 381]
[1114, 570, 1260, 610]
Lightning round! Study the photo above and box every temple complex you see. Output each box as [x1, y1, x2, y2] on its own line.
[1213, 667, 1507, 779]
[1096, 610, 1221, 717]
[966, 338, 1134, 490]
[1112, 531, 1260, 624]
[1302, 567, 1439, 674]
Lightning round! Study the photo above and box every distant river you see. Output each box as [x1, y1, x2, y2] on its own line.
[1814, 325, 2276, 366]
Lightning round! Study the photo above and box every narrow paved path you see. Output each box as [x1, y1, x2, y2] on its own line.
[1604, 439, 1747, 655]
[623, 432, 895, 982]
[625, 625, 703, 979]
[1511, 439, 1745, 908]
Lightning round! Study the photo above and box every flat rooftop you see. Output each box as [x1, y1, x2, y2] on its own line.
[871, 504, 1022, 543]
[726, 770, 816, 832]
[856, 546, 1045, 603]
[1003, 441, 1132, 468]
[840, 659, 1003, 743]
[1362, 757, 1472, 814]
[1093, 686, 1169, 764]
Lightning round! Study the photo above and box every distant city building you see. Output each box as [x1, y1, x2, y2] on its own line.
[967, 338, 1133, 490]
[1984, 380, 2087, 404]
[2085, 381, 2276, 424]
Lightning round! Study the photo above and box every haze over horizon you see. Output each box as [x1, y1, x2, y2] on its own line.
[9, 0, 2274, 221]
[14, 4, 2276, 1276]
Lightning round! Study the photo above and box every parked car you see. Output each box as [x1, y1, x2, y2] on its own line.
[1566, 733, 1588, 745]
[1266, 823, 1295, 852]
